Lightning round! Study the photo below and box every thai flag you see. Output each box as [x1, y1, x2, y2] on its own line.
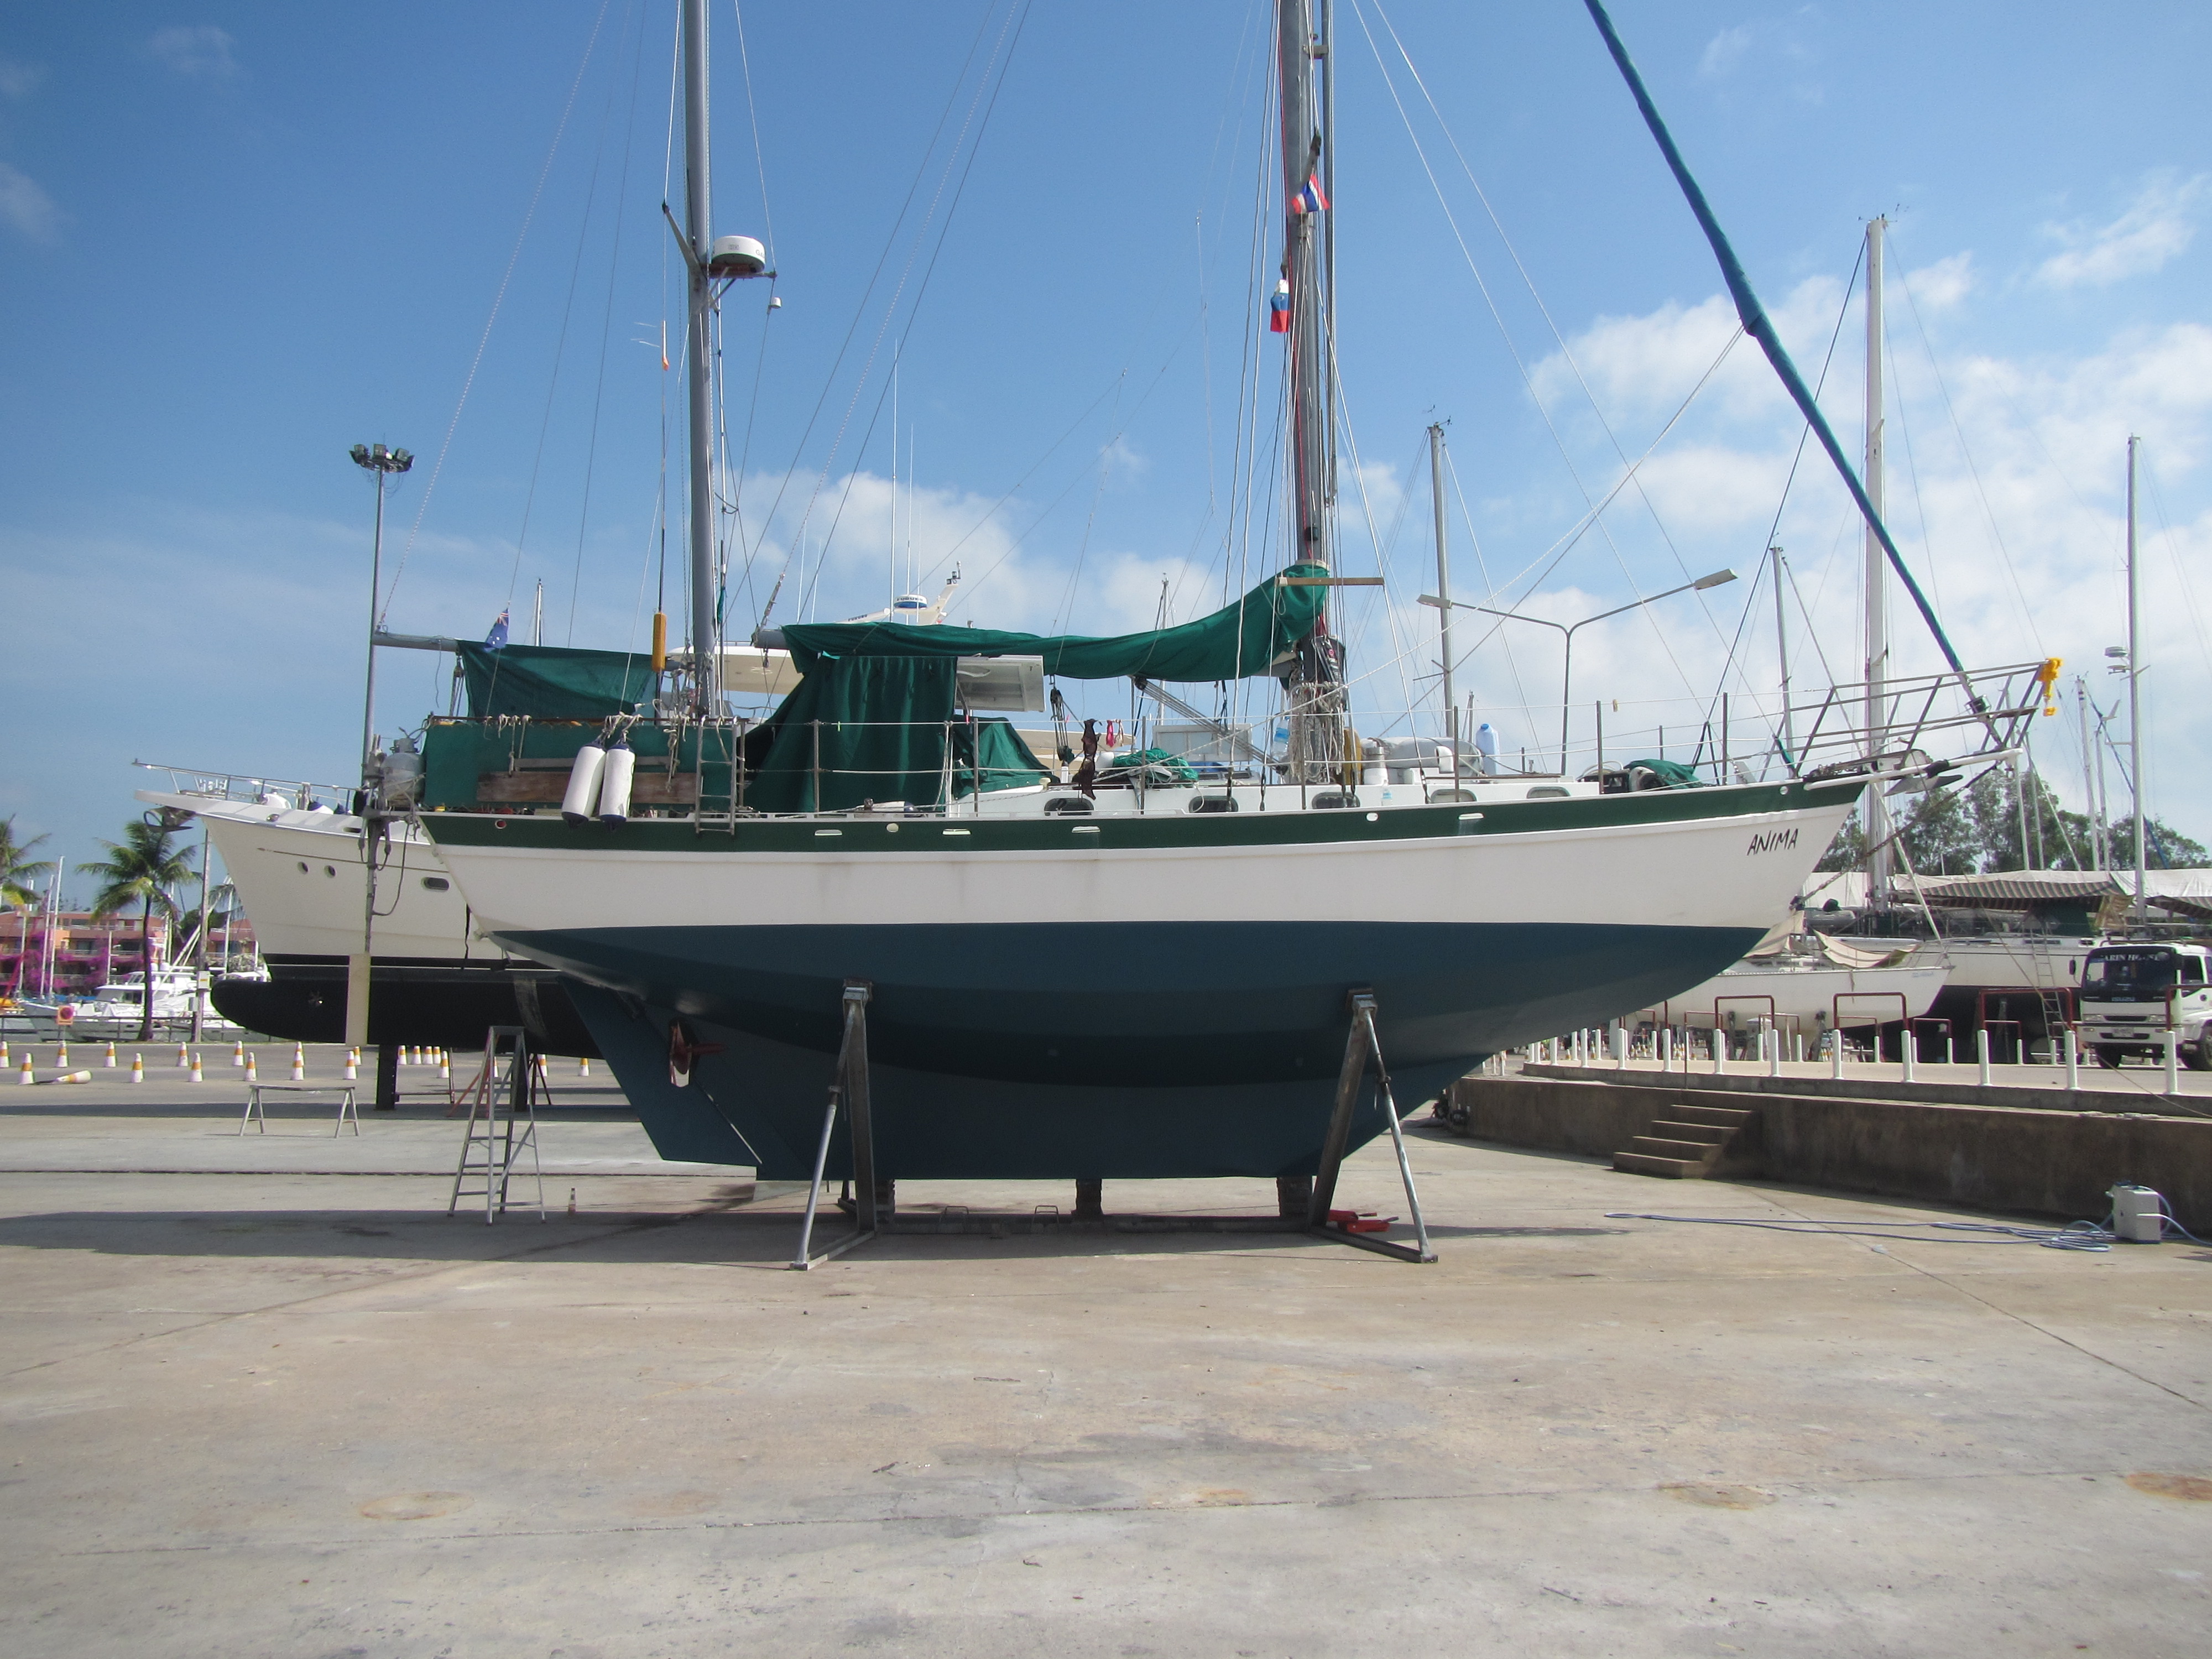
[484, 609, 509, 651]
[1290, 172, 1329, 215]
[1269, 279, 1291, 334]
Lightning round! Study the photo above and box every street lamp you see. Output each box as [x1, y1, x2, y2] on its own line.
[347, 442, 410, 1096]
[1421, 568, 1738, 775]
[350, 442, 414, 785]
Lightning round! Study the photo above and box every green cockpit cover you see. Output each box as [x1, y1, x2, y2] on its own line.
[1624, 757, 1705, 789]
[740, 656, 1051, 814]
[456, 641, 660, 719]
[778, 563, 1331, 682]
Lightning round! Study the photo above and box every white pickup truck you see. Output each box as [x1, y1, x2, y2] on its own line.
[2079, 942, 2212, 1069]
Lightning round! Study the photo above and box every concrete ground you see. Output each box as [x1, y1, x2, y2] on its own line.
[2, 1061, 2209, 1657]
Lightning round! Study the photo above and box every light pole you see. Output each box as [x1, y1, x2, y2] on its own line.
[1421, 569, 1737, 775]
[347, 442, 411, 1098]
[349, 443, 413, 784]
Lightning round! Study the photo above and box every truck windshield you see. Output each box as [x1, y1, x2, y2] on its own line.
[2083, 950, 2201, 1000]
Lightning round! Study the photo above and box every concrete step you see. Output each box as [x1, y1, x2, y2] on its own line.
[1648, 1120, 1734, 1145]
[1665, 1103, 1757, 1128]
[1611, 1150, 1705, 1178]
[1627, 1135, 1723, 1164]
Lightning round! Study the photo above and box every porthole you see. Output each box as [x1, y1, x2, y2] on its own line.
[324, 865, 337, 877]
[421, 877, 450, 891]
[296, 861, 308, 874]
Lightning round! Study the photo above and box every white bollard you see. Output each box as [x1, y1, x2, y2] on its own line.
[1712, 1029, 1726, 1074]
[1767, 1029, 1781, 1077]
[1977, 1027, 1991, 1088]
[1659, 1028, 1672, 1069]
[2165, 1029, 2180, 1097]
[1830, 1031, 1844, 1080]
[2064, 1027, 2079, 1091]
[1902, 1029, 1916, 1084]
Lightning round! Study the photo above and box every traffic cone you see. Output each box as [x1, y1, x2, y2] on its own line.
[130, 1053, 144, 1083]
[245, 1052, 258, 1083]
[343, 1047, 358, 1081]
[56, 1041, 68, 1067]
[1, 1040, 9, 1067]
[175, 1042, 189, 1068]
[290, 1043, 305, 1082]
[189, 1052, 204, 1083]
[16, 1053, 32, 1085]
[439, 1049, 451, 1081]
[231, 1039, 244, 1067]
[103, 1041, 117, 1068]
[579, 1056, 591, 1077]
[51, 1071, 92, 1085]
[398, 1045, 410, 1067]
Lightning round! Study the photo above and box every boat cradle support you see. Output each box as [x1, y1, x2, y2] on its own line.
[786, 983, 1437, 1266]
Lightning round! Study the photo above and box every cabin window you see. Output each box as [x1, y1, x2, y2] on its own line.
[1526, 786, 1570, 799]
[1043, 796, 1093, 816]
[1187, 795, 1238, 814]
[1311, 791, 1358, 810]
[296, 862, 309, 873]
[421, 877, 450, 891]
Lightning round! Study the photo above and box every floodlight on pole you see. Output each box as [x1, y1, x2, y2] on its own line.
[346, 441, 411, 1068]
[1421, 570, 1738, 774]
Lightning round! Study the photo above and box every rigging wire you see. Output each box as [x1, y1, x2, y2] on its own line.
[1357, 0, 1739, 666]
[567, 0, 651, 644]
[749, 0, 1020, 625]
[380, 0, 614, 627]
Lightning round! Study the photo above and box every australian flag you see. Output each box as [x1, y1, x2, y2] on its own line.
[1289, 172, 1329, 215]
[1269, 278, 1291, 334]
[484, 608, 510, 651]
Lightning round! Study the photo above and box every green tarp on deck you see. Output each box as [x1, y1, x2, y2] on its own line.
[456, 641, 659, 719]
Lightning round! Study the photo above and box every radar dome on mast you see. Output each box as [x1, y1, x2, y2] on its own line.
[708, 235, 766, 278]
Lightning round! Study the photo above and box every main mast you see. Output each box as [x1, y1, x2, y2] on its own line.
[682, 0, 719, 711]
[1277, 0, 1343, 782]
[1863, 216, 1891, 901]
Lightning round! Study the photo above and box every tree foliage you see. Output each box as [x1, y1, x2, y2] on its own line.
[0, 817, 55, 909]
[1813, 766, 2206, 877]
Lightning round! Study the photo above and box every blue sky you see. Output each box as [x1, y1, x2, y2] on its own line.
[2, 2, 2208, 894]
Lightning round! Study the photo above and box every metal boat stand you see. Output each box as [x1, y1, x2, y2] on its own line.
[790, 983, 879, 1269]
[1306, 990, 1437, 1263]
[789, 984, 1435, 1266]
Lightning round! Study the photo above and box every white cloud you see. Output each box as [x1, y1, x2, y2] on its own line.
[1699, 25, 1753, 80]
[0, 162, 60, 242]
[0, 55, 46, 98]
[145, 25, 241, 81]
[1902, 252, 1974, 312]
[2036, 174, 2204, 290]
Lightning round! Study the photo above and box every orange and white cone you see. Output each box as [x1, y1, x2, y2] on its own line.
[290, 1043, 305, 1082]
[343, 1047, 358, 1081]
[231, 1039, 245, 1067]
[52, 1071, 92, 1085]
[130, 1053, 145, 1083]
[244, 1052, 258, 1083]
[175, 1042, 189, 1068]
[189, 1052, 204, 1083]
[103, 1041, 117, 1068]
[16, 1053, 33, 1085]
[439, 1049, 451, 1081]
[579, 1056, 591, 1077]
[56, 1041, 68, 1067]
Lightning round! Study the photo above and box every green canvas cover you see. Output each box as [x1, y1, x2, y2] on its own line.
[1625, 758, 1705, 789]
[742, 656, 1049, 814]
[778, 563, 1331, 682]
[457, 641, 660, 719]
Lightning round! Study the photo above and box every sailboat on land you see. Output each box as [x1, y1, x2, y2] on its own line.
[414, 0, 2037, 1188]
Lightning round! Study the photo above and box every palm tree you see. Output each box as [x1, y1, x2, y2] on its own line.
[0, 817, 54, 910]
[77, 811, 197, 1040]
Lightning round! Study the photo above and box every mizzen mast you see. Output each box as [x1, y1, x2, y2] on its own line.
[681, 0, 719, 712]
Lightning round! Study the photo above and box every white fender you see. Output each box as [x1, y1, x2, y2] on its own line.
[561, 744, 607, 825]
[597, 745, 635, 826]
